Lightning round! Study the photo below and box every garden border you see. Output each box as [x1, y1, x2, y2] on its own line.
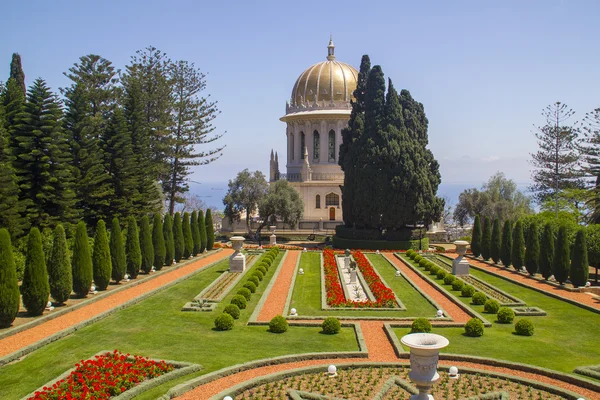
[247, 249, 289, 323]
[194, 252, 259, 302]
[574, 364, 600, 380]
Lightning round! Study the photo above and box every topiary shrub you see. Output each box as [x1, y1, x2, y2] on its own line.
[73, 221, 93, 297]
[465, 318, 484, 337]
[243, 281, 257, 293]
[252, 270, 264, 281]
[419, 259, 429, 269]
[321, 317, 341, 334]
[21, 228, 50, 315]
[205, 209, 215, 250]
[258, 262, 269, 271]
[139, 216, 154, 273]
[191, 211, 201, 256]
[484, 299, 500, 314]
[414, 255, 423, 263]
[237, 287, 251, 301]
[230, 294, 247, 309]
[429, 265, 439, 275]
[223, 304, 240, 319]
[214, 313, 234, 331]
[0, 229, 19, 328]
[472, 292, 487, 305]
[437, 270, 447, 280]
[256, 266, 267, 275]
[452, 279, 464, 291]
[514, 319, 534, 336]
[247, 276, 260, 287]
[182, 212, 193, 259]
[48, 224, 72, 304]
[461, 285, 476, 297]
[269, 315, 288, 333]
[152, 214, 166, 270]
[173, 212, 184, 262]
[410, 317, 432, 333]
[125, 216, 141, 279]
[93, 220, 112, 291]
[197, 210, 207, 253]
[110, 218, 126, 283]
[497, 307, 515, 324]
[406, 249, 415, 258]
[444, 275, 456, 285]
[163, 214, 175, 266]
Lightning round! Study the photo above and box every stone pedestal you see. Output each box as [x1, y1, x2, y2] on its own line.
[229, 236, 246, 272]
[269, 225, 277, 246]
[350, 269, 357, 284]
[401, 333, 449, 400]
[344, 256, 350, 272]
[452, 240, 470, 276]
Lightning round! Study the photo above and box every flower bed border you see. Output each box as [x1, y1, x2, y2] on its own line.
[574, 364, 600, 380]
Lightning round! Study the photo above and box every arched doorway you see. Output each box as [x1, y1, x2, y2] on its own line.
[329, 207, 335, 221]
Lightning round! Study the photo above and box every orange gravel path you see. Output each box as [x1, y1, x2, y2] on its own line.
[256, 250, 300, 322]
[0, 249, 233, 359]
[359, 320, 397, 361]
[383, 254, 471, 323]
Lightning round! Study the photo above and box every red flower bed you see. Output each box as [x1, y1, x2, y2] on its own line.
[352, 251, 395, 307]
[30, 350, 174, 400]
[323, 249, 346, 306]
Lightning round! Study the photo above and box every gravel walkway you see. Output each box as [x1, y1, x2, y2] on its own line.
[0, 249, 233, 359]
[256, 250, 300, 322]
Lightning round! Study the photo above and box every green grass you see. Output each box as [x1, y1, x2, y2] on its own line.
[0, 252, 359, 399]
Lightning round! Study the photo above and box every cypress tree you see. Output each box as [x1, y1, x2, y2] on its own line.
[47, 224, 72, 304]
[471, 215, 482, 257]
[571, 228, 589, 287]
[152, 214, 166, 270]
[139, 215, 154, 273]
[490, 218, 502, 264]
[0, 228, 19, 327]
[554, 225, 570, 285]
[481, 216, 492, 261]
[9, 53, 26, 96]
[92, 220, 112, 290]
[525, 221, 540, 276]
[125, 216, 141, 279]
[72, 221, 93, 297]
[539, 222, 555, 280]
[191, 210, 200, 256]
[512, 220, 525, 270]
[205, 209, 215, 251]
[198, 209, 207, 253]
[163, 213, 174, 266]
[21, 228, 50, 315]
[173, 212, 184, 262]
[110, 217, 126, 283]
[182, 212, 193, 258]
[500, 220, 512, 267]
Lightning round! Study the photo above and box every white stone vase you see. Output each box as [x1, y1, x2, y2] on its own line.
[269, 226, 277, 245]
[229, 236, 246, 272]
[452, 240, 470, 276]
[401, 333, 449, 400]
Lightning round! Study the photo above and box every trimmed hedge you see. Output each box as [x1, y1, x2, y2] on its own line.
[269, 315, 288, 333]
[321, 317, 341, 334]
[247, 276, 260, 287]
[410, 318, 432, 333]
[252, 270, 264, 281]
[214, 313, 234, 331]
[223, 304, 240, 319]
[515, 319, 534, 336]
[332, 236, 428, 251]
[243, 281, 257, 293]
[230, 295, 247, 309]
[465, 318, 484, 337]
[497, 307, 515, 324]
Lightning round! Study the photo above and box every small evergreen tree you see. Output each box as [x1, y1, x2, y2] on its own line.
[191, 210, 200, 256]
[72, 221, 93, 297]
[525, 221, 540, 276]
[481, 216, 492, 260]
[163, 213, 174, 266]
[198, 209, 207, 253]
[511, 220, 525, 270]
[139, 215, 154, 273]
[182, 212, 193, 258]
[92, 220, 112, 290]
[471, 215, 482, 257]
[571, 228, 589, 287]
[152, 214, 166, 270]
[554, 225, 570, 284]
[125, 216, 141, 279]
[173, 212, 184, 262]
[21, 228, 50, 315]
[47, 224, 72, 304]
[539, 222, 555, 280]
[500, 220, 512, 267]
[490, 218, 501, 264]
[205, 209, 215, 251]
[0, 228, 19, 327]
[110, 218, 126, 283]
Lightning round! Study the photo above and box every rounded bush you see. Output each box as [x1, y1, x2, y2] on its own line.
[515, 319, 534, 336]
[444, 275, 456, 285]
[414, 255, 423, 263]
[237, 287, 251, 301]
[248, 276, 260, 287]
[321, 317, 341, 334]
[230, 294, 247, 309]
[497, 307, 515, 324]
[223, 304, 240, 319]
[410, 317, 432, 333]
[472, 292, 487, 305]
[258, 261, 269, 271]
[214, 313, 234, 331]
[406, 249, 415, 258]
[452, 279, 464, 291]
[484, 299, 500, 314]
[461, 285, 475, 297]
[252, 270, 264, 281]
[436, 270, 447, 280]
[464, 318, 484, 337]
[256, 266, 267, 275]
[269, 315, 288, 333]
[418, 259, 429, 269]
[243, 281, 257, 293]
[429, 265, 439, 275]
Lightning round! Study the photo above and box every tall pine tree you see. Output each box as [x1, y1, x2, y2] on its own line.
[152, 214, 166, 270]
[163, 213, 175, 266]
[9, 53, 26, 96]
[47, 224, 72, 304]
[21, 227, 50, 315]
[539, 222, 555, 280]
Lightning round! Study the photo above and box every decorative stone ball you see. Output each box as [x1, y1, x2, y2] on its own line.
[290, 308, 297, 316]
[395, 270, 401, 277]
[436, 310, 444, 318]
[303, 247, 307, 252]
[223, 396, 234, 400]
[124, 274, 129, 280]
[90, 285, 96, 292]
[327, 364, 337, 375]
[449, 366, 459, 378]
[298, 268, 304, 275]
[376, 249, 380, 254]
[47, 301, 52, 308]
[586, 281, 591, 287]
[151, 267, 156, 272]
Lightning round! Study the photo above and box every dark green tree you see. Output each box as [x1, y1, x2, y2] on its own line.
[92, 220, 112, 290]
[182, 212, 193, 258]
[205, 209, 215, 251]
[198, 209, 207, 253]
[571, 228, 589, 287]
[0, 228, 19, 327]
[554, 225, 570, 284]
[173, 212, 184, 262]
[125, 216, 141, 278]
[1, 78, 25, 135]
[525, 221, 540, 276]
[191, 210, 200, 256]
[139, 215, 154, 273]
[222, 169, 268, 236]
[581, 108, 600, 223]
[539, 222, 555, 280]
[47, 224, 72, 304]
[253, 180, 303, 245]
[152, 214, 166, 270]
[20, 227, 49, 315]
[9, 53, 26, 96]
[500, 220, 512, 267]
[471, 215, 482, 258]
[490, 218, 502, 264]
[72, 221, 93, 297]
[481, 216, 492, 261]
[512, 220, 525, 270]
[110, 217, 126, 283]
[163, 213, 174, 266]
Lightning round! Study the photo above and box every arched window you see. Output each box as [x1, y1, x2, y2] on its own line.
[300, 131, 305, 159]
[328, 130, 335, 161]
[326, 193, 339, 207]
[290, 133, 294, 160]
[313, 130, 320, 160]
[315, 194, 321, 209]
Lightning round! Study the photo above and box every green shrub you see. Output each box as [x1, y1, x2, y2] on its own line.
[152, 214, 166, 270]
[269, 315, 288, 333]
[205, 209, 215, 250]
[198, 210, 207, 253]
[472, 292, 487, 305]
[514, 319, 534, 336]
[501, 220, 513, 268]
[491, 217, 502, 264]
[436, 270, 447, 280]
[512, 220, 525, 270]
[21, 228, 50, 315]
[571, 228, 589, 287]
[465, 318, 484, 337]
[321, 317, 341, 334]
[484, 299, 500, 314]
[461, 285, 476, 297]
[110, 218, 126, 283]
[92, 220, 112, 291]
[539, 223, 554, 279]
[0, 229, 19, 328]
[48, 224, 72, 304]
[237, 287, 251, 301]
[554, 225, 570, 284]
[252, 270, 264, 281]
[13, 248, 25, 281]
[125, 216, 141, 279]
[452, 279, 464, 291]
[471, 215, 482, 258]
[418, 259, 429, 269]
[406, 249, 415, 258]
[230, 294, 247, 309]
[163, 214, 175, 266]
[182, 212, 193, 259]
[214, 313, 234, 330]
[243, 281, 257, 293]
[247, 276, 260, 287]
[444, 275, 456, 285]
[414, 255, 423, 263]
[258, 262, 269, 271]
[429, 265, 439, 275]
[410, 317, 432, 333]
[139, 215, 154, 273]
[256, 266, 267, 275]
[497, 307, 515, 323]
[525, 221, 540, 276]
[481, 216, 492, 261]
[223, 304, 240, 319]
[173, 212, 184, 262]
[191, 210, 201, 256]
[73, 221, 93, 297]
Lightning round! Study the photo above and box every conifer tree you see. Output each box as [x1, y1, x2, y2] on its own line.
[139, 215, 154, 273]
[205, 209, 215, 251]
[198, 209, 207, 253]
[554, 225, 570, 285]
[525, 221, 540, 276]
[0, 106, 25, 238]
[72, 221, 93, 297]
[500, 220, 512, 267]
[182, 212, 193, 258]
[0, 228, 19, 327]
[21, 228, 50, 315]
[47, 224, 72, 304]
[539, 222, 555, 280]
[152, 214, 166, 270]
[481, 216, 492, 261]
[92, 220, 112, 290]
[570, 228, 589, 287]
[110, 217, 126, 283]
[125, 216, 141, 278]
[490, 218, 501, 264]
[471, 215, 482, 258]
[173, 212, 184, 262]
[163, 213, 174, 266]
[1, 78, 25, 134]
[9, 53, 26, 96]
[512, 220, 525, 270]
[191, 210, 200, 256]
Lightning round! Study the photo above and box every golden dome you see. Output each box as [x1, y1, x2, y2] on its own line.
[289, 38, 358, 109]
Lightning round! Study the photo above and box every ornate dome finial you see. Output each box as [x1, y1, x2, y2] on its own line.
[327, 36, 335, 61]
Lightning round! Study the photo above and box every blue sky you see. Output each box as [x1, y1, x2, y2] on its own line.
[2, 0, 599, 198]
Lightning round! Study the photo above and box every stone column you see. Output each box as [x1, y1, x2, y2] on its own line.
[229, 236, 246, 272]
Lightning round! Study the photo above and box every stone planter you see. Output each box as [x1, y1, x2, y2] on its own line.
[269, 225, 277, 245]
[452, 240, 470, 276]
[230, 236, 246, 272]
[401, 333, 449, 400]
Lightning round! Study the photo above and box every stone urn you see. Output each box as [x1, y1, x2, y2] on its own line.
[452, 240, 470, 276]
[401, 333, 449, 400]
[269, 225, 277, 245]
[229, 236, 246, 272]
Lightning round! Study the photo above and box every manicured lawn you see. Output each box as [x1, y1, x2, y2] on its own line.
[0, 252, 359, 399]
